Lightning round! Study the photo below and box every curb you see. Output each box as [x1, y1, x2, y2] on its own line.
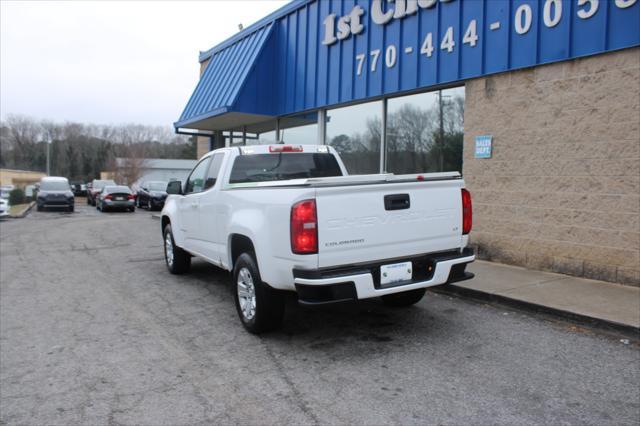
[9, 201, 36, 219]
[431, 283, 640, 337]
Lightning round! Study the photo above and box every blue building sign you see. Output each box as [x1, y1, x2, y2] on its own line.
[475, 135, 493, 159]
[177, 0, 640, 129]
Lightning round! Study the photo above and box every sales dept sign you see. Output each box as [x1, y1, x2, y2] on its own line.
[475, 135, 492, 159]
[320, 0, 639, 77]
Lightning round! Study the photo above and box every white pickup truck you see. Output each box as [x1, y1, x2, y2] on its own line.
[161, 144, 474, 333]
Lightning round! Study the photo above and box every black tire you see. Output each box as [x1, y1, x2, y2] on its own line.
[37, 205, 43, 212]
[233, 253, 285, 334]
[163, 224, 191, 274]
[87, 197, 91, 205]
[147, 199, 154, 211]
[129, 207, 135, 212]
[68, 205, 74, 213]
[381, 288, 426, 307]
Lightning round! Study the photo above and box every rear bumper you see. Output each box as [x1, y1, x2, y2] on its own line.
[103, 200, 134, 209]
[39, 200, 73, 208]
[293, 248, 475, 305]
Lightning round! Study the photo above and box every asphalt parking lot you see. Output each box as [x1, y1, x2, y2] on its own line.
[1, 202, 639, 425]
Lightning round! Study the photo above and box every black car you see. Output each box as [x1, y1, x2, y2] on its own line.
[87, 179, 116, 205]
[136, 181, 168, 211]
[70, 182, 87, 196]
[37, 177, 74, 212]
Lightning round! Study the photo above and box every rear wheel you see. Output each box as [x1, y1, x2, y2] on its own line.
[37, 205, 43, 212]
[233, 253, 284, 334]
[68, 205, 74, 213]
[147, 199, 153, 211]
[163, 224, 190, 274]
[381, 288, 426, 307]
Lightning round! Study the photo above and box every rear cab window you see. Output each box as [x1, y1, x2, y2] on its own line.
[229, 153, 343, 184]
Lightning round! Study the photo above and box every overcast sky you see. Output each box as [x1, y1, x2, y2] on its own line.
[0, 0, 287, 127]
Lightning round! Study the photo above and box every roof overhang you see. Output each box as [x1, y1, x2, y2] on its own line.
[175, 23, 276, 131]
[176, 112, 276, 133]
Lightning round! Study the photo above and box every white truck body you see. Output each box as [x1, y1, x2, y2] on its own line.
[161, 144, 474, 308]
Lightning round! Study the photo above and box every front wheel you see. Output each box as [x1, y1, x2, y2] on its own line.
[381, 288, 426, 307]
[163, 224, 191, 274]
[233, 253, 284, 334]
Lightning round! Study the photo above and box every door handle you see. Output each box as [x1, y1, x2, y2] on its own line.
[384, 194, 410, 211]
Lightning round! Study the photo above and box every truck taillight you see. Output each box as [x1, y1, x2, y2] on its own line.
[291, 199, 317, 254]
[270, 145, 303, 153]
[462, 188, 472, 235]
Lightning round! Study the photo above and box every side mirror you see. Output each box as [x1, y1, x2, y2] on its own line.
[166, 181, 182, 195]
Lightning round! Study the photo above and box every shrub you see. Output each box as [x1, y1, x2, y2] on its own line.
[8, 188, 25, 205]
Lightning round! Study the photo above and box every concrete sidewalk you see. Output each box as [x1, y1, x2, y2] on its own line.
[444, 260, 640, 331]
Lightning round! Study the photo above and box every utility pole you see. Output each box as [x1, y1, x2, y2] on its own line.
[438, 91, 451, 172]
[46, 133, 52, 176]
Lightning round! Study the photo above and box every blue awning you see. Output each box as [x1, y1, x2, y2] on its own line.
[175, 23, 275, 130]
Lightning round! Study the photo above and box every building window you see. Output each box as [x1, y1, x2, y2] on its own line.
[386, 87, 465, 174]
[279, 112, 319, 145]
[326, 101, 382, 175]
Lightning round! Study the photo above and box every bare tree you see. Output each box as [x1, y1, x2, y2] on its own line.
[109, 143, 148, 186]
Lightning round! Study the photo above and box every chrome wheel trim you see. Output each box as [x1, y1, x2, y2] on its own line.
[237, 267, 256, 321]
[165, 233, 174, 268]
[148, 199, 152, 210]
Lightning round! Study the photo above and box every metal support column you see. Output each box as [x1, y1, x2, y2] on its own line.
[380, 98, 387, 173]
[317, 109, 326, 144]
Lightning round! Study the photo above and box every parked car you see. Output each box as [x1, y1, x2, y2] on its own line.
[136, 181, 168, 211]
[0, 185, 15, 200]
[96, 185, 135, 212]
[87, 179, 116, 205]
[0, 198, 9, 218]
[161, 144, 475, 333]
[70, 182, 87, 196]
[36, 177, 74, 212]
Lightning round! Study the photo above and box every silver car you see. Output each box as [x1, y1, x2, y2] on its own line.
[96, 185, 135, 212]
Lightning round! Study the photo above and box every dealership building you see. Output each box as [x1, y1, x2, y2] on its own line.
[175, 0, 639, 286]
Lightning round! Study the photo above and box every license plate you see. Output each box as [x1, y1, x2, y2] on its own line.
[380, 261, 412, 286]
[115, 196, 124, 201]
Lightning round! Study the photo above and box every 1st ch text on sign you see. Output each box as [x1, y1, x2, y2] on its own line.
[322, 0, 454, 46]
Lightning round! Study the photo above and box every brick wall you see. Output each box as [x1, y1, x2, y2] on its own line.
[196, 136, 210, 159]
[463, 47, 640, 286]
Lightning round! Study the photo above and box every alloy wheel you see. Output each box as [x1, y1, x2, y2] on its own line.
[237, 267, 256, 321]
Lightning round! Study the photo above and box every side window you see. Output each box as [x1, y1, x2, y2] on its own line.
[185, 158, 211, 194]
[204, 153, 225, 190]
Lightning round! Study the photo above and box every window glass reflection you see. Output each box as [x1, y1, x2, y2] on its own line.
[386, 87, 464, 174]
[326, 102, 382, 175]
[280, 112, 319, 145]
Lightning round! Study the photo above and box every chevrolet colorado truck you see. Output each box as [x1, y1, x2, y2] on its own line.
[161, 144, 474, 333]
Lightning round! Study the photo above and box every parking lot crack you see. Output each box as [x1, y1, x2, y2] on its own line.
[262, 341, 320, 425]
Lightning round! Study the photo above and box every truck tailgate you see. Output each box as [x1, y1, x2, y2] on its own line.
[315, 179, 464, 268]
